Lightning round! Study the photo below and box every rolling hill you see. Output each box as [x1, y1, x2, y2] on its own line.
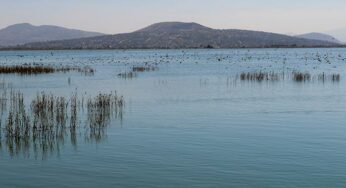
[3, 22, 342, 50]
[0, 23, 104, 47]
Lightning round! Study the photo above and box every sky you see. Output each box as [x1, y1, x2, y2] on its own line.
[1, 0, 346, 34]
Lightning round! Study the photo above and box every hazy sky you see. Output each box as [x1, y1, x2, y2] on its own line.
[1, 0, 346, 34]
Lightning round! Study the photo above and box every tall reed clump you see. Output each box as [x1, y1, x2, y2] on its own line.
[292, 72, 311, 82]
[331, 74, 341, 82]
[4, 91, 31, 157]
[1, 90, 124, 158]
[0, 80, 10, 151]
[86, 92, 124, 142]
[0, 84, 8, 116]
[70, 92, 78, 129]
[6, 91, 30, 138]
[318, 73, 340, 82]
[239, 72, 280, 82]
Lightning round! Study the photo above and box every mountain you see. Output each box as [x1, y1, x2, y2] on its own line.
[0, 23, 104, 46]
[325, 28, 346, 43]
[3, 22, 341, 50]
[295, 32, 341, 44]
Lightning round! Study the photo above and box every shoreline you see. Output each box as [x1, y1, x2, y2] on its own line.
[0, 46, 345, 52]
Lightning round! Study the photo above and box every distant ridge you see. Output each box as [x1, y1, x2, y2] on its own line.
[0, 23, 104, 46]
[137, 22, 212, 32]
[295, 32, 341, 44]
[2, 22, 342, 50]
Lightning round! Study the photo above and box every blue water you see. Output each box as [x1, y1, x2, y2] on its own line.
[1, 49, 346, 187]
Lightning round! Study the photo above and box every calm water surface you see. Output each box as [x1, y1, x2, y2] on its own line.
[1, 49, 346, 187]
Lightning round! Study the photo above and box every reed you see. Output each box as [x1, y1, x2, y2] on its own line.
[132, 65, 157, 72]
[5, 91, 30, 140]
[0, 65, 55, 75]
[0, 88, 7, 116]
[0, 65, 95, 76]
[117, 65, 158, 79]
[235, 71, 341, 83]
[1, 89, 124, 158]
[57, 66, 95, 76]
[117, 72, 137, 79]
[87, 92, 124, 130]
[239, 72, 280, 82]
[70, 92, 78, 129]
[292, 72, 311, 82]
[331, 74, 341, 82]
[317, 73, 341, 82]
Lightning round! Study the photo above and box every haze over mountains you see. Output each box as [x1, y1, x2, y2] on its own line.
[325, 28, 346, 43]
[0, 23, 104, 46]
[295, 32, 341, 44]
[0, 22, 344, 49]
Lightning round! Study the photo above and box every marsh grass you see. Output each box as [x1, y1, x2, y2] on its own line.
[0, 88, 124, 159]
[86, 92, 124, 143]
[0, 65, 95, 76]
[117, 72, 137, 79]
[118, 65, 158, 79]
[237, 71, 340, 83]
[239, 72, 281, 82]
[317, 73, 340, 82]
[132, 65, 158, 72]
[292, 72, 311, 82]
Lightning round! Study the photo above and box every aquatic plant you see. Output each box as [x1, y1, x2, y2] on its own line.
[0, 65, 95, 76]
[87, 92, 124, 129]
[236, 71, 341, 83]
[1, 89, 124, 159]
[318, 73, 340, 82]
[239, 72, 280, 82]
[331, 74, 341, 82]
[132, 65, 157, 72]
[0, 65, 55, 75]
[117, 72, 137, 79]
[292, 72, 311, 82]
[117, 65, 158, 79]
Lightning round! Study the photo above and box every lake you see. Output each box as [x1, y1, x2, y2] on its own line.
[1, 48, 346, 187]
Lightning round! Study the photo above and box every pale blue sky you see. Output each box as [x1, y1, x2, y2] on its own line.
[1, 0, 346, 34]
